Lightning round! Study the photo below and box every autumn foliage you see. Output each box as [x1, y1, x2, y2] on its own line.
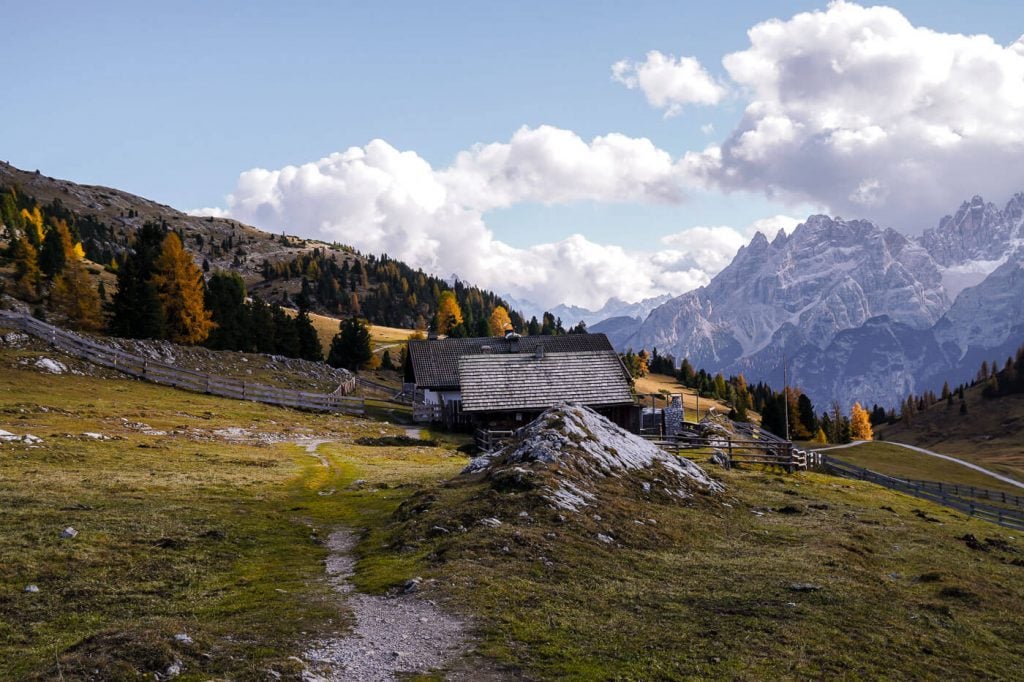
[150, 233, 214, 344]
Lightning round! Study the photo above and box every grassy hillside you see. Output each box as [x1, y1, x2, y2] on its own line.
[825, 442, 1024, 493]
[876, 383, 1024, 480]
[635, 372, 740, 420]
[0, 363, 466, 679]
[3, 343, 1024, 679]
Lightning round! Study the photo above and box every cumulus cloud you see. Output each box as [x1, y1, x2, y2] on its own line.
[687, 1, 1024, 231]
[439, 125, 691, 210]
[193, 130, 787, 310]
[612, 51, 728, 116]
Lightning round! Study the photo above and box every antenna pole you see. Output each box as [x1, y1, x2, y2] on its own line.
[783, 353, 790, 441]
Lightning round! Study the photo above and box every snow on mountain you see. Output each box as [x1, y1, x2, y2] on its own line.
[506, 294, 674, 327]
[921, 194, 1024, 299]
[548, 295, 673, 328]
[610, 198, 1024, 410]
[625, 215, 948, 372]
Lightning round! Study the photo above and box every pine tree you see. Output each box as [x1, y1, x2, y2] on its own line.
[850, 402, 873, 441]
[295, 309, 323, 361]
[109, 223, 167, 338]
[205, 271, 249, 350]
[327, 316, 373, 371]
[149, 232, 213, 344]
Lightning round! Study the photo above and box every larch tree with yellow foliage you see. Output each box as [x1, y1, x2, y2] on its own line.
[850, 402, 873, 441]
[434, 290, 463, 335]
[149, 233, 213, 344]
[50, 262, 103, 332]
[12, 235, 40, 300]
[19, 206, 44, 247]
[488, 305, 512, 336]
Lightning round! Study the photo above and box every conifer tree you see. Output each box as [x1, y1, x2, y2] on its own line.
[327, 316, 373, 371]
[485, 303, 509, 335]
[205, 271, 249, 350]
[12, 235, 41, 301]
[295, 309, 323, 361]
[850, 402, 873, 441]
[434, 291, 463, 334]
[50, 261, 103, 331]
[149, 232, 213, 344]
[110, 223, 167, 338]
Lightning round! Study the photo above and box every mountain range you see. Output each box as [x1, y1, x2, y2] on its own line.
[594, 194, 1024, 410]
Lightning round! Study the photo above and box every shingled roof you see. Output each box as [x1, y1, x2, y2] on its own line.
[458, 350, 633, 413]
[408, 333, 614, 390]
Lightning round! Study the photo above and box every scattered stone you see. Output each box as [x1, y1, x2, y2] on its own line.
[402, 578, 422, 594]
[163, 659, 183, 678]
[596, 533, 614, 544]
[427, 525, 449, 537]
[478, 517, 502, 528]
[317, 489, 336, 497]
[24, 584, 39, 593]
[784, 602, 797, 608]
[174, 633, 193, 644]
[82, 432, 109, 440]
[592, 514, 602, 522]
[789, 583, 822, 592]
[60, 527, 79, 539]
[35, 357, 67, 374]
[518, 511, 529, 518]
[641, 481, 652, 493]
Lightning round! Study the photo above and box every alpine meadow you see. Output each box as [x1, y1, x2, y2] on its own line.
[3, 2, 1024, 680]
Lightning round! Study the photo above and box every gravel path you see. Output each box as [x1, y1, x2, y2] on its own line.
[303, 529, 468, 681]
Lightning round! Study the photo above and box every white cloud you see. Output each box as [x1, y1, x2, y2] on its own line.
[693, 1, 1024, 230]
[195, 130, 794, 310]
[439, 125, 691, 210]
[612, 51, 727, 116]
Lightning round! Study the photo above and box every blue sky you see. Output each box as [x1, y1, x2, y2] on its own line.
[5, 1, 1024, 307]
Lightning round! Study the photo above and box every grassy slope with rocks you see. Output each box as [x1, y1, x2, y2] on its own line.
[0, 351, 468, 679]
[380, 410, 1024, 680]
[3, 339, 1024, 679]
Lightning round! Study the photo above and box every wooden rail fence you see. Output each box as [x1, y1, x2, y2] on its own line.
[823, 455, 1024, 530]
[0, 311, 364, 415]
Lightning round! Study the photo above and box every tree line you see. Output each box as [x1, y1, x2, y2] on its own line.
[632, 347, 874, 444]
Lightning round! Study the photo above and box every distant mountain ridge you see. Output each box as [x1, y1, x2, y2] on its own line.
[603, 195, 1024, 410]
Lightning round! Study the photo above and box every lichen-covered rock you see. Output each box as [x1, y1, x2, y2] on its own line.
[464, 403, 722, 512]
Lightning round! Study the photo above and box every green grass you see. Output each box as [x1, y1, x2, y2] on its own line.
[377, 463, 1024, 680]
[829, 442, 1024, 494]
[5, 357, 1024, 680]
[0, 367, 466, 679]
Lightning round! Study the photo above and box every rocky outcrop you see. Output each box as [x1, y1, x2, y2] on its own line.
[464, 403, 722, 512]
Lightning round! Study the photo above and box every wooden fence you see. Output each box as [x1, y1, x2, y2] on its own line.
[0, 310, 364, 415]
[823, 455, 1024, 530]
[475, 428, 516, 453]
[645, 431, 810, 472]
